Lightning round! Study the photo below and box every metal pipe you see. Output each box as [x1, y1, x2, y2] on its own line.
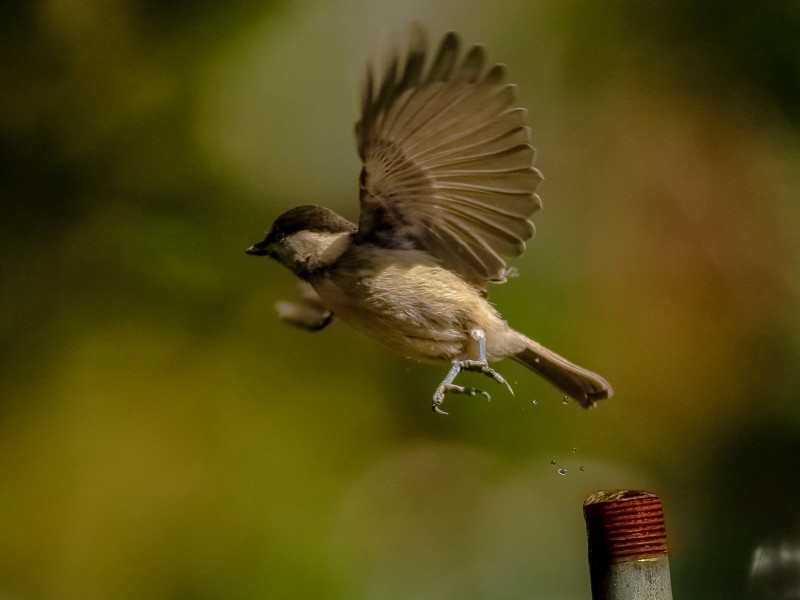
[584, 490, 674, 600]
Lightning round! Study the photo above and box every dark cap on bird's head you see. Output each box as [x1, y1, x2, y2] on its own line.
[246, 205, 357, 256]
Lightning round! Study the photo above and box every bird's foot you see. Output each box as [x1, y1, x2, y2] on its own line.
[457, 359, 514, 396]
[432, 383, 491, 415]
[430, 358, 515, 415]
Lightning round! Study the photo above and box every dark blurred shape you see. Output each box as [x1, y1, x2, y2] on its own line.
[637, 0, 800, 126]
[748, 540, 800, 600]
[556, 0, 800, 126]
[584, 490, 673, 600]
[135, 0, 278, 41]
[680, 423, 800, 599]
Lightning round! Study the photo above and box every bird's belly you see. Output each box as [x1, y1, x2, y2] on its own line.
[311, 267, 471, 363]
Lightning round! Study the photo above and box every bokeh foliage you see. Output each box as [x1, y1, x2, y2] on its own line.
[2, 1, 800, 598]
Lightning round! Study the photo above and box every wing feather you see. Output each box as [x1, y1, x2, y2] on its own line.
[356, 24, 542, 287]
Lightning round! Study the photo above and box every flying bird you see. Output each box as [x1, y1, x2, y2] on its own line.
[247, 25, 612, 413]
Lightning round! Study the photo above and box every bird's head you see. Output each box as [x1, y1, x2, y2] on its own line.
[246, 205, 356, 278]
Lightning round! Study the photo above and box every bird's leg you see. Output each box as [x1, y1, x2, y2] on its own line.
[459, 330, 514, 393]
[431, 330, 515, 414]
[431, 362, 491, 415]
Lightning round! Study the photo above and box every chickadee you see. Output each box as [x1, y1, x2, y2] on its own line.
[247, 25, 612, 414]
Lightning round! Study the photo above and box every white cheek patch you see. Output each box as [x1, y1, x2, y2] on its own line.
[319, 233, 351, 263]
[285, 231, 351, 265]
[284, 232, 314, 259]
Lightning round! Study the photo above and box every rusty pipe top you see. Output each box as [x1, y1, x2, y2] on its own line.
[584, 490, 668, 563]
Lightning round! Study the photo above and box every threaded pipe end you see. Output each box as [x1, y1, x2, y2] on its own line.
[584, 490, 668, 563]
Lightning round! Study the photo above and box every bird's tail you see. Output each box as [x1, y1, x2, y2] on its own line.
[512, 336, 613, 408]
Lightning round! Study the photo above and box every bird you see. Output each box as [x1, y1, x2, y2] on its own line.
[246, 24, 612, 414]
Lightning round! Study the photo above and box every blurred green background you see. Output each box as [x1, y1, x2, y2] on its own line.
[2, 1, 800, 598]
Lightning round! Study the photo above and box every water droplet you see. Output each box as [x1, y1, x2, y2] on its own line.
[534, 357, 540, 363]
[550, 459, 557, 465]
[531, 399, 538, 405]
[562, 396, 570, 405]
[557, 468, 567, 476]
[571, 447, 577, 454]
[579, 466, 585, 472]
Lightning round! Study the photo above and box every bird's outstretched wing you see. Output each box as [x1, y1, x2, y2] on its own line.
[355, 24, 543, 288]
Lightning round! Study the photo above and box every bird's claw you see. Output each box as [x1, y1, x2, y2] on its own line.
[431, 380, 493, 415]
[459, 360, 514, 396]
[430, 340, 515, 414]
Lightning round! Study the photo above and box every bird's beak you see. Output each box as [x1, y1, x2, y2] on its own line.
[246, 241, 271, 256]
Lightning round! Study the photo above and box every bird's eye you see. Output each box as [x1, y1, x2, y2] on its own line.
[272, 231, 286, 243]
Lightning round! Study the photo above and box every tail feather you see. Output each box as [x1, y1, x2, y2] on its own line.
[512, 337, 612, 408]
